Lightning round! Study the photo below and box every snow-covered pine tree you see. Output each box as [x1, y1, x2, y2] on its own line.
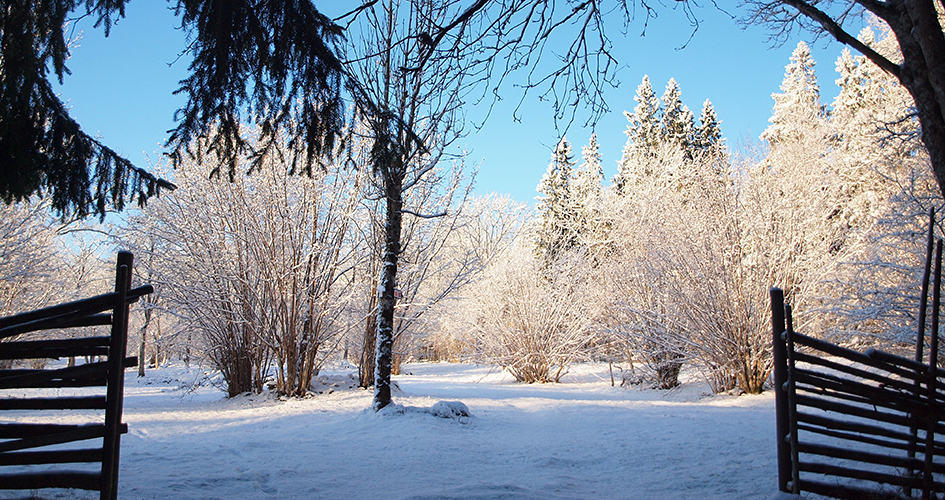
[536, 136, 578, 260]
[695, 99, 724, 160]
[571, 133, 605, 246]
[760, 41, 824, 148]
[829, 30, 887, 229]
[614, 76, 661, 195]
[660, 78, 695, 156]
[833, 47, 872, 124]
[574, 133, 603, 200]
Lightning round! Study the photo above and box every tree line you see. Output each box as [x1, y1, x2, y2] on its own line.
[461, 26, 939, 393]
[2, 20, 937, 397]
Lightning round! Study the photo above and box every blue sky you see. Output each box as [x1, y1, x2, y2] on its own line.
[54, 1, 856, 205]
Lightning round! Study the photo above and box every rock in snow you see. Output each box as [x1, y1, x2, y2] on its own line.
[429, 400, 471, 419]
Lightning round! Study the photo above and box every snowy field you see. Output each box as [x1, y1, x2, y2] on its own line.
[3, 362, 780, 500]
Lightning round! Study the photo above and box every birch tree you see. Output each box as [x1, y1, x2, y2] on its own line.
[342, 0, 473, 410]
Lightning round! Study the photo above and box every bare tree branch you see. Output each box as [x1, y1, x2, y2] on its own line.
[779, 0, 900, 77]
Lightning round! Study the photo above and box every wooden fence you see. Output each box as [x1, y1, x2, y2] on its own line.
[772, 210, 945, 499]
[0, 251, 152, 500]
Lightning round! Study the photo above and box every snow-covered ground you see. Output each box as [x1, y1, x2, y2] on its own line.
[4, 363, 780, 500]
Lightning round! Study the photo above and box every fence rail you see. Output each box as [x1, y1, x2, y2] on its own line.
[772, 290, 945, 498]
[771, 208, 945, 500]
[0, 251, 150, 500]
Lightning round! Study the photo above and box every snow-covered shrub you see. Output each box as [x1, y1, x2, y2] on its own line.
[470, 244, 600, 383]
[605, 151, 794, 394]
[125, 154, 364, 397]
[0, 198, 65, 317]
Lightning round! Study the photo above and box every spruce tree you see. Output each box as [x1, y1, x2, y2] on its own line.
[571, 133, 605, 242]
[536, 136, 577, 260]
[615, 76, 661, 194]
[660, 78, 695, 154]
[573, 133, 603, 204]
[761, 41, 823, 148]
[0, 1, 174, 218]
[696, 99, 724, 160]
[1, 0, 349, 218]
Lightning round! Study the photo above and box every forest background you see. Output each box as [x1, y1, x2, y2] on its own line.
[2, 4, 942, 401]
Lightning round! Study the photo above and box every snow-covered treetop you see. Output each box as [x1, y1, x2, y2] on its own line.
[761, 41, 824, 147]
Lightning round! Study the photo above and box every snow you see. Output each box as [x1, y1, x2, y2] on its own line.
[2, 363, 783, 500]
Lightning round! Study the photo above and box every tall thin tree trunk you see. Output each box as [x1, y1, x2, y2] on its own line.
[360, 301, 377, 389]
[137, 306, 151, 377]
[373, 174, 403, 410]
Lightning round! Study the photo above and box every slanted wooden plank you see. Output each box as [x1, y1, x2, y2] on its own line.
[0, 285, 152, 331]
[0, 304, 116, 341]
[0, 447, 103, 465]
[795, 393, 934, 432]
[0, 335, 112, 360]
[793, 367, 922, 415]
[0, 336, 112, 352]
[0, 346, 109, 360]
[0, 422, 125, 440]
[791, 331, 921, 381]
[0, 295, 115, 331]
[797, 441, 930, 472]
[799, 460, 924, 490]
[794, 350, 918, 394]
[0, 423, 119, 453]
[0, 395, 106, 411]
[798, 476, 915, 500]
[0, 284, 152, 340]
[0, 360, 110, 389]
[797, 412, 945, 455]
[0, 423, 90, 439]
[0, 470, 101, 491]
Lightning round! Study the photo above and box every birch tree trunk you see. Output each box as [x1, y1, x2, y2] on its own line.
[374, 171, 404, 410]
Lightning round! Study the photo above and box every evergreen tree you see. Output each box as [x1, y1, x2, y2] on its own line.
[832, 47, 870, 122]
[660, 78, 694, 154]
[761, 41, 823, 148]
[536, 136, 577, 259]
[573, 133, 604, 204]
[0, 1, 174, 217]
[1, 0, 350, 218]
[571, 133, 605, 243]
[615, 76, 661, 194]
[696, 99, 725, 160]
[628, 76, 662, 158]
[825, 24, 922, 244]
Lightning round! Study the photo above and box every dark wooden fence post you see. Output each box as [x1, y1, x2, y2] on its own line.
[923, 241, 943, 500]
[101, 251, 132, 500]
[910, 209, 936, 497]
[771, 287, 790, 493]
[784, 304, 802, 494]
[916, 208, 935, 365]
